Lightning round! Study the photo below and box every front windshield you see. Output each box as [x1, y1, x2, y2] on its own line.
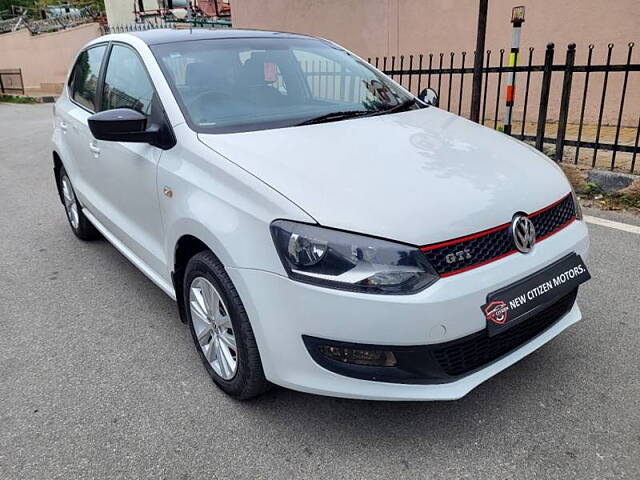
[151, 37, 417, 133]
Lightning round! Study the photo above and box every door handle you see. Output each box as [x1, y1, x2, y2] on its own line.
[89, 141, 100, 156]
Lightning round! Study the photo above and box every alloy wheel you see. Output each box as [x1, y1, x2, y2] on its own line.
[189, 277, 238, 380]
[61, 175, 79, 229]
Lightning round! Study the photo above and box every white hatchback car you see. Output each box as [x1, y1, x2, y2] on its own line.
[53, 29, 590, 400]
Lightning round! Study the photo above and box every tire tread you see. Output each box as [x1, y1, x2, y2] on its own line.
[185, 251, 271, 400]
[57, 166, 101, 241]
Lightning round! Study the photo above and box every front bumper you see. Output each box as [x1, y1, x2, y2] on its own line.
[227, 220, 589, 400]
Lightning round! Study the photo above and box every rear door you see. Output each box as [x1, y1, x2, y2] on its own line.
[85, 42, 167, 277]
[58, 44, 108, 205]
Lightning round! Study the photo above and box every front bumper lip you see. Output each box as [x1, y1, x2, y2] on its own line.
[289, 301, 582, 401]
[302, 288, 578, 385]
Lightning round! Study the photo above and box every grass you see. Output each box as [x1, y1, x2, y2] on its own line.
[561, 165, 640, 213]
[0, 94, 38, 104]
[576, 186, 640, 213]
[581, 182, 600, 195]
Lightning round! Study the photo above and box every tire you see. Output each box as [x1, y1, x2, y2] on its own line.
[57, 166, 100, 241]
[183, 250, 271, 400]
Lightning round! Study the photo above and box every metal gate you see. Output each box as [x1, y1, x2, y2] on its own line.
[0, 69, 25, 95]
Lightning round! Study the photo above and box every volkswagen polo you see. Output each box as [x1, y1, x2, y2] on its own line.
[52, 29, 590, 400]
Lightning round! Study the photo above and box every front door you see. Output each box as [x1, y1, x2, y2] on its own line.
[86, 43, 167, 277]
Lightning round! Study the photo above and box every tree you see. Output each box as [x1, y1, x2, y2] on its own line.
[0, 0, 32, 15]
[0, 0, 105, 17]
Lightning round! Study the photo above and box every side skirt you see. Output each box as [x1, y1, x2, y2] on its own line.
[82, 208, 177, 301]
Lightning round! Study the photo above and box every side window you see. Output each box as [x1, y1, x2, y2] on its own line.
[101, 44, 154, 115]
[70, 45, 107, 111]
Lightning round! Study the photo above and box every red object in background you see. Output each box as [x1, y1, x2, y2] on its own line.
[264, 63, 277, 82]
[506, 85, 515, 102]
[197, 0, 231, 18]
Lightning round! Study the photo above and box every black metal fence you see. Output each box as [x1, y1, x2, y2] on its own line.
[0, 68, 25, 95]
[102, 19, 230, 35]
[102, 21, 176, 34]
[368, 42, 640, 174]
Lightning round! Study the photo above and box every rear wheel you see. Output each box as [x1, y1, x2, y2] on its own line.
[184, 251, 270, 399]
[58, 167, 100, 240]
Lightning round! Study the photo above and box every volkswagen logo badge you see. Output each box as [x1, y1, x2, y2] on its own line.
[511, 214, 536, 253]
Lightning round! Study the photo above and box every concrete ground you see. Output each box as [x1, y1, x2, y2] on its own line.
[1, 103, 639, 479]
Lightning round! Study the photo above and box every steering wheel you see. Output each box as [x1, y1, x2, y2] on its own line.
[188, 91, 234, 121]
[189, 90, 232, 107]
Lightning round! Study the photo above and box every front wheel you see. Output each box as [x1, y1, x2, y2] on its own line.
[183, 251, 270, 399]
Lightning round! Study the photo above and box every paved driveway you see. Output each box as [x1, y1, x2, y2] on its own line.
[1, 103, 638, 479]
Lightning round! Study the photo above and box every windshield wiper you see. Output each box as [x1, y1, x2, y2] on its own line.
[296, 110, 372, 126]
[296, 98, 419, 126]
[368, 98, 418, 117]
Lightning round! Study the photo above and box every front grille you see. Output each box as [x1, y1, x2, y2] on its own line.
[421, 194, 576, 276]
[432, 288, 578, 377]
[530, 194, 577, 241]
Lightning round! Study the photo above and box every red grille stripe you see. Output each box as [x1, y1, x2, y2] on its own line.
[438, 218, 575, 277]
[420, 222, 510, 252]
[420, 193, 576, 277]
[528, 193, 572, 217]
[420, 193, 572, 252]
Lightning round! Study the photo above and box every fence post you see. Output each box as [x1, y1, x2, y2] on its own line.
[502, 9, 524, 136]
[493, 49, 505, 129]
[18, 68, 24, 95]
[555, 43, 576, 162]
[0, 72, 4, 94]
[535, 43, 555, 151]
[470, 0, 488, 123]
[611, 42, 634, 168]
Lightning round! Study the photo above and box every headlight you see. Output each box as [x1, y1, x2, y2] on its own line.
[570, 186, 583, 220]
[270, 220, 439, 294]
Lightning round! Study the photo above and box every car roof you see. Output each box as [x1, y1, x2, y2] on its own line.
[125, 28, 316, 45]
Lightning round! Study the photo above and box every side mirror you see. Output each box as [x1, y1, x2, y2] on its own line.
[88, 108, 158, 144]
[418, 88, 439, 107]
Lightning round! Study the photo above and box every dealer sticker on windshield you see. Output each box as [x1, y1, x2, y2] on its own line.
[481, 253, 591, 336]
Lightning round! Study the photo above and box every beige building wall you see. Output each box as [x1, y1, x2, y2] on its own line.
[0, 23, 102, 93]
[232, 0, 640, 126]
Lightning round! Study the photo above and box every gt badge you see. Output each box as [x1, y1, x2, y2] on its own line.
[445, 248, 472, 264]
